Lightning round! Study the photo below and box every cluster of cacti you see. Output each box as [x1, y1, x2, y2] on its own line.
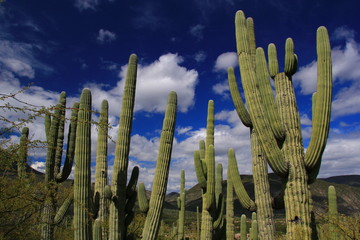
[229, 10, 332, 239]
[177, 170, 186, 240]
[193, 100, 225, 239]
[41, 90, 79, 240]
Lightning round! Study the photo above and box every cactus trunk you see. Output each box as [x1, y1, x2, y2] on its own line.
[141, 91, 177, 240]
[74, 88, 92, 240]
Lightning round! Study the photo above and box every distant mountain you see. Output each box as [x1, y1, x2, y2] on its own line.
[165, 174, 360, 217]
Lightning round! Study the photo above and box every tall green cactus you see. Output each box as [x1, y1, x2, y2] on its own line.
[227, 16, 276, 240]
[177, 170, 186, 240]
[74, 88, 92, 240]
[197, 206, 200, 240]
[226, 164, 234, 240]
[18, 127, 29, 178]
[194, 100, 225, 239]
[240, 214, 247, 240]
[328, 185, 339, 240]
[41, 91, 79, 240]
[93, 99, 109, 239]
[232, 10, 332, 239]
[141, 91, 177, 240]
[108, 54, 139, 240]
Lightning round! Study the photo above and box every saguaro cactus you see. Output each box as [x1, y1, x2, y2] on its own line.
[232, 10, 332, 239]
[227, 16, 279, 240]
[177, 170, 186, 240]
[328, 185, 339, 240]
[240, 214, 247, 240]
[108, 54, 139, 240]
[74, 88, 92, 240]
[18, 127, 29, 178]
[194, 100, 225, 239]
[41, 92, 79, 240]
[93, 99, 110, 239]
[226, 165, 235, 240]
[141, 91, 177, 240]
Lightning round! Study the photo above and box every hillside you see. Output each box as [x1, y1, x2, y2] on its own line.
[165, 174, 360, 217]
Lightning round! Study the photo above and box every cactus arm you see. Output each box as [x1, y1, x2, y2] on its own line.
[18, 127, 29, 178]
[328, 185, 339, 240]
[250, 220, 258, 240]
[256, 47, 285, 141]
[268, 44, 279, 78]
[284, 38, 298, 76]
[126, 166, 139, 197]
[45, 112, 51, 142]
[204, 145, 215, 211]
[305, 27, 332, 175]
[109, 54, 138, 240]
[246, 17, 256, 69]
[206, 100, 214, 148]
[228, 148, 256, 211]
[194, 150, 207, 189]
[215, 163, 223, 207]
[240, 214, 247, 240]
[235, 11, 288, 177]
[228, 67, 252, 127]
[56, 102, 79, 182]
[141, 91, 177, 240]
[226, 167, 235, 240]
[137, 182, 149, 213]
[177, 169, 185, 240]
[54, 91, 67, 178]
[213, 192, 224, 229]
[73, 88, 92, 240]
[93, 219, 102, 240]
[54, 190, 74, 225]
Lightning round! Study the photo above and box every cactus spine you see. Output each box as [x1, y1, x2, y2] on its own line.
[227, 18, 276, 239]
[41, 92, 79, 240]
[233, 10, 332, 239]
[177, 169, 186, 240]
[109, 54, 138, 240]
[18, 127, 29, 178]
[141, 91, 177, 240]
[74, 88, 92, 240]
[328, 185, 339, 240]
[226, 165, 234, 240]
[93, 99, 109, 239]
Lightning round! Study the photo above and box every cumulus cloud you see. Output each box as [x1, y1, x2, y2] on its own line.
[97, 29, 117, 44]
[213, 80, 230, 97]
[214, 52, 237, 71]
[189, 24, 205, 40]
[87, 53, 198, 115]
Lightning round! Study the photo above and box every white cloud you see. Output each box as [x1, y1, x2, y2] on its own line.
[87, 53, 198, 115]
[213, 80, 230, 97]
[176, 126, 193, 135]
[189, 24, 205, 40]
[300, 114, 312, 126]
[319, 131, 360, 177]
[97, 29, 117, 44]
[1, 58, 34, 78]
[214, 52, 237, 71]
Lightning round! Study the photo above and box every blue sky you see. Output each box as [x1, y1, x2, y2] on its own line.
[1, 0, 360, 192]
